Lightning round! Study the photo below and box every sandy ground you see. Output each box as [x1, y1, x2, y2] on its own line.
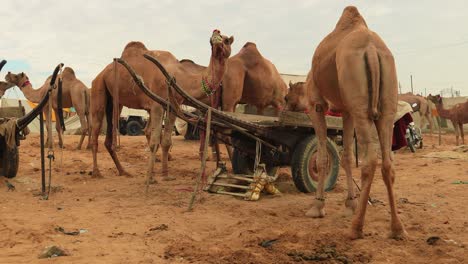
[1, 133, 467, 264]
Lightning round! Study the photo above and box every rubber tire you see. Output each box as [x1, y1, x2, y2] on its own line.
[232, 148, 278, 176]
[290, 135, 340, 193]
[1, 143, 19, 179]
[126, 120, 143, 136]
[184, 122, 200, 140]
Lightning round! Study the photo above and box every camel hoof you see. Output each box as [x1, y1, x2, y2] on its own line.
[389, 228, 408, 240]
[305, 207, 325, 218]
[147, 178, 158, 185]
[348, 229, 364, 240]
[162, 176, 176, 181]
[92, 169, 103, 179]
[120, 171, 133, 178]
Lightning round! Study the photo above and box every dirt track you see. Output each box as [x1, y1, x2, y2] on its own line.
[1, 134, 467, 263]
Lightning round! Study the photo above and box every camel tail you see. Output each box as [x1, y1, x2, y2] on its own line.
[364, 45, 381, 120]
[84, 89, 89, 116]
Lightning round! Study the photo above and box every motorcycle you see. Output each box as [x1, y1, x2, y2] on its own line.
[405, 103, 423, 152]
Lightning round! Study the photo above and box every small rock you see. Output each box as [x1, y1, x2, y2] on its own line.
[149, 224, 169, 232]
[38, 246, 68, 259]
[427, 236, 440, 245]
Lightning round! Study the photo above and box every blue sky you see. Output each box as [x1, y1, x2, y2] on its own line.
[1, 0, 468, 98]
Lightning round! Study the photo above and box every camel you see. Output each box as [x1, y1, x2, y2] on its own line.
[180, 42, 287, 115]
[90, 30, 233, 181]
[427, 94, 468, 145]
[0, 81, 15, 98]
[398, 92, 433, 134]
[5, 68, 91, 149]
[285, 6, 406, 240]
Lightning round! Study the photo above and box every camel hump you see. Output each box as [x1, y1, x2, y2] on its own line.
[336, 6, 368, 30]
[180, 59, 195, 64]
[124, 41, 148, 51]
[62, 67, 76, 78]
[243, 42, 257, 48]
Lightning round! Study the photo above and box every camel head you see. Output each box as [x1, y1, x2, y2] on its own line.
[209, 29, 234, 61]
[5, 72, 30, 89]
[0, 81, 15, 98]
[427, 94, 442, 105]
[284, 81, 308, 112]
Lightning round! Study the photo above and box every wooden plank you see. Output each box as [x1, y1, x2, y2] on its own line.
[279, 111, 343, 130]
[0, 107, 25, 119]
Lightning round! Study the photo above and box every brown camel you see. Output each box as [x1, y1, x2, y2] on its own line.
[398, 92, 433, 134]
[286, 6, 406, 239]
[427, 94, 468, 145]
[5, 68, 91, 149]
[0, 81, 15, 98]
[90, 30, 233, 181]
[180, 42, 287, 114]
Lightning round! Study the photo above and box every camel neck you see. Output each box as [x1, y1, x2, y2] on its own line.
[434, 101, 452, 119]
[205, 56, 226, 88]
[20, 83, 47, 103]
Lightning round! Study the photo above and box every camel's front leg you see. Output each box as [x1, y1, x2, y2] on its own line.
[161, 112, 176, 181]
[341, 113, 357, 215]
[305, 99, 328, 218]
[146, 105, 163, 184]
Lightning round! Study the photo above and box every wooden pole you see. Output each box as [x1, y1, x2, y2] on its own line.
[188, 109, 212, 211]
[410, 75, 413, 94]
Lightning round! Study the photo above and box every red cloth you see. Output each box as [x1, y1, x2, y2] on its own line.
[325, 109, 342, 117]
[392, 113, 412, 151]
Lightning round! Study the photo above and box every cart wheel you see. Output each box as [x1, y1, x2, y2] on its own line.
[1, 142, 19, 179]
[291, 135, 340, 193]
[232, 148, 278, 176]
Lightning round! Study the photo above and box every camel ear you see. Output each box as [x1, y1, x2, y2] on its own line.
[21, 73, 24, 77]
[228, 36, 234, 45]
[289, 81, 293, 88]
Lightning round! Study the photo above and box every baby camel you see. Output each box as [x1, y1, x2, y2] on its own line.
[427, 94, 468, 145]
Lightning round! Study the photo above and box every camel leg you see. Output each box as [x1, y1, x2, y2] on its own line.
[85, 110, 92, 150]
[459, 123, 464, 145]
[451, 120, 460, 145]
[341, 113, 357, 215]
[349, 117, 378, 239]
[76, 111, 89, 150]
[103, 103, 130, 177]
[376, 115, 407, 239]
[146, 105, 163, 184]
[305, 97, 328, 218]
[90, 93, 106, 178]
[427, 114, 434, 136]
[161, 112, 176, 181]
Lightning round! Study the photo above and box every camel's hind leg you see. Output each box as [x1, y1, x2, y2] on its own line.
[103, 102, 129, 177]
[76, 111, 89, 150]
[349, 117, 378, 239]
[54, 109, 64, 148]
[376, 115, 407, 239]
[451, 120, 460, 145]
[90, 88, 106, 178]
[341, 112, 357, 215]
[459, 123, 464, 145]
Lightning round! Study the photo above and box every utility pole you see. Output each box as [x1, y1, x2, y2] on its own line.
[398, 82, 402, 94]
[410, 75, 413, 94]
